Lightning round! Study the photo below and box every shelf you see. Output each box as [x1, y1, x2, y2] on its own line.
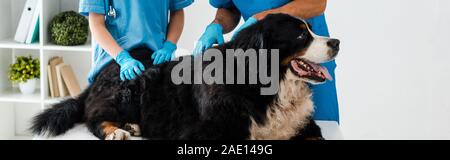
[0, 0, 91, 140]
[43, 43, 91, 52]
[0, 38, 40, 50]
[0, 89, 41, 103]
[0, 41, 92, 52]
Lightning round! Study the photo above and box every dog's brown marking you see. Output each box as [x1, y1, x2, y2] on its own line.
[101, 121, 119, 136]
[249, 71, 314, 140]
[299, 24, 307, 30]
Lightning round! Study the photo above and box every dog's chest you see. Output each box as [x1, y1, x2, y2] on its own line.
[249, 74, 314, 140]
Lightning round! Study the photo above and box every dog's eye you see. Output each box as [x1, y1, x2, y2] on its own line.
[297, 32, 308, 39]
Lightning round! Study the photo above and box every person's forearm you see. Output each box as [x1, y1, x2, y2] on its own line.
[254, 0, 327, 20]
[89, 13, 123, 58]
[166, 10, 185, 44]
[212, 6, 241, 34]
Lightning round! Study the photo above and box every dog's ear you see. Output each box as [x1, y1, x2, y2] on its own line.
[233, 23, 265, 49]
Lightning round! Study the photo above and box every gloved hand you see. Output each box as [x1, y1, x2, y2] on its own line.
[115, 50, 145, 81]
[232, 17, 258, 39]
[152, 41, 177, 65]
[193, 23, 224, 56]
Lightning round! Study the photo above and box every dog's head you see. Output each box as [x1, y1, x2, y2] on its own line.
[234, 14, 340, 84]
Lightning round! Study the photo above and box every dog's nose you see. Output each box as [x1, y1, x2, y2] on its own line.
[327, 39, 340, 51]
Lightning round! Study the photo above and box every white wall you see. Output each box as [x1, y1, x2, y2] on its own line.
[178, 1, 239, 52]
[326, 0, 450, 139]
[179, 0, 450, 140]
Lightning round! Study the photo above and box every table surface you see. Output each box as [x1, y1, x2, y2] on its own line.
[34, 121, 343, 140]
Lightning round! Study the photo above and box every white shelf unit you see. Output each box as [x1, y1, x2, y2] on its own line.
[0, 0, 92, 140]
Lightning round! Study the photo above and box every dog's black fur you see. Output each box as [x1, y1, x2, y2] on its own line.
[32, 14, 325, 140]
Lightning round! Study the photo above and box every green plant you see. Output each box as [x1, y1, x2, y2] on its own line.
[49, 11, 89, 46]
[8, 56, 40, 84]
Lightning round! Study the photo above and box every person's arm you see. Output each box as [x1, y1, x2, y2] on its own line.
[89, 12, 123, 58]
[166, 9, 185, 44]
[193, 6, 240, 55]
[212, 6, 241, 34]
[89, 12, 144, 81]
[253, 0, 327, 20]
[152, 9, 185, 65]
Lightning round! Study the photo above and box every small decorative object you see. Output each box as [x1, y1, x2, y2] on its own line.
[8, 56, 40, 95]
[49, 11, 88, 46]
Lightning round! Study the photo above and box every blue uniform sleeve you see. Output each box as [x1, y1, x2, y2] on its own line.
[79, 0, 106, 16]
[209, 0, 234, 8]
[170, 0, 194, 11]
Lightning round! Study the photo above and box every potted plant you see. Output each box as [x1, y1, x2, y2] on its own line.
[8, 56, 40, 95]
[49, 11, 89, 46]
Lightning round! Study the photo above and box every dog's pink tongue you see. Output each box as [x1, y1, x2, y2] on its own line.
[320, 66, 333, 81]
[308, 62, 333, 81]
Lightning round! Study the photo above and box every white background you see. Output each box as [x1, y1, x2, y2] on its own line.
[178, 0, 450, 140]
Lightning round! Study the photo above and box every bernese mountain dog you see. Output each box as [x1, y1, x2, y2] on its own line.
[31, 14, 340, 140]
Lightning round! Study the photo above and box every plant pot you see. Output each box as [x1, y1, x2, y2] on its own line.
[18, 79, 37, 95]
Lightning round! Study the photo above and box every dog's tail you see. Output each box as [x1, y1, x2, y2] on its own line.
[30, 86, 91, 136]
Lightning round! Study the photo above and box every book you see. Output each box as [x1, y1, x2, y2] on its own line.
[25, 0, 40, 44]
[14, 0, 38, 43]
[26, 16, 39, 44]
[55, 63, 69, 97]
[59, 64, 81, 97]
[47, 66, 55, 97]
[48, 57, 64, 97]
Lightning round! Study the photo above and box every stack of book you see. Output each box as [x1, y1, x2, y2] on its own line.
[47, 57, 82, 98]
[14, 0, 40, 44]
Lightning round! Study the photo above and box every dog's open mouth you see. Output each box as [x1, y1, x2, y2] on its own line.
[290, 58, 332, 82]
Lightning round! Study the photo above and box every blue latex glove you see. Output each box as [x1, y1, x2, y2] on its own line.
[193, 23, 225, 56]
[152, 41, 177, 65]
[232, 17, 258, 39]
[115, 50, 145, 81]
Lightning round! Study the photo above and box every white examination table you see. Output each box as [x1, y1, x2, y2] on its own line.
[33, 121, 343, 140]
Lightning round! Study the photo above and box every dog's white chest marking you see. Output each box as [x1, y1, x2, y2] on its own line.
[250, 71, 314, 140]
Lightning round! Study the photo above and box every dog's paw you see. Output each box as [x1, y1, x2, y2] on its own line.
[124, 123, 141, 137]
[105, 129, 131, 140]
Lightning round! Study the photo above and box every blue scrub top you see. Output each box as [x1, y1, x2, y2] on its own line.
[79, 0, 193, 83]
[210, 0, 340, 122]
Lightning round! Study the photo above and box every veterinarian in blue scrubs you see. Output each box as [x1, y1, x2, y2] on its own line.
[79, 0, 193, 83]
[194, 0, 340, 122]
